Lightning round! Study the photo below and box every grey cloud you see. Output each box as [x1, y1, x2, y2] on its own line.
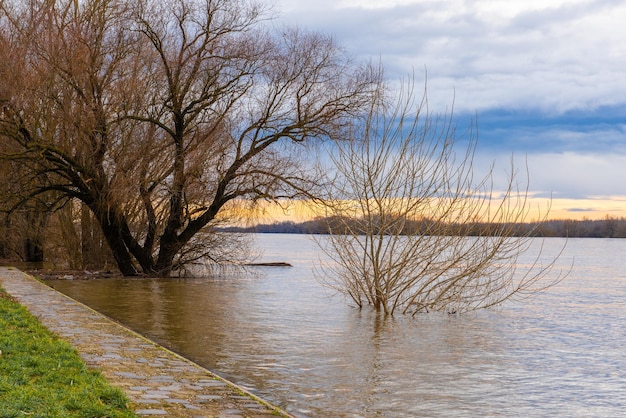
[510, 152, 626, 199]
[275, 0, 626, 114]
[509, 0, 619, 32]
[274, 0, 626, 202]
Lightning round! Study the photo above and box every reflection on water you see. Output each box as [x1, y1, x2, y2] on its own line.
[48, 235, 626, 417]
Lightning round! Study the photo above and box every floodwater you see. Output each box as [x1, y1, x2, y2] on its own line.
[48, 235, 626, 417]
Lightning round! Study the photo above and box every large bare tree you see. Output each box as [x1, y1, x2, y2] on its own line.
[0, 0, 378, 275]
[317, 79, 565, 315]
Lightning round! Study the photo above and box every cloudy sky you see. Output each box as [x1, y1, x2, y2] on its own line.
[273, 0, 626, 219]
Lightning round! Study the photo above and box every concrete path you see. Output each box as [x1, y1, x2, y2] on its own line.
[0, 267, 293, 418]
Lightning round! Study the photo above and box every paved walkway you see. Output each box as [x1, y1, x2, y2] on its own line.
[0, 267, 293, 418]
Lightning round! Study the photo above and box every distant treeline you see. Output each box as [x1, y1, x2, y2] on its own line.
[219, 216, 626, 238]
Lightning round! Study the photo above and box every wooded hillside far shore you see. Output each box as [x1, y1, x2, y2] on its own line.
[220, 216, 626, 238]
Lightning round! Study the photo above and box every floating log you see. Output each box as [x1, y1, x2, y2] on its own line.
[245, 262, 292, 267]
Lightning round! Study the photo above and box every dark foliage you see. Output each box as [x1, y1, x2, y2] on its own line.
[219, 216, 626, 238]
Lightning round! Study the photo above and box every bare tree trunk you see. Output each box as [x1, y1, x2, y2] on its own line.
[21, 206, 47, 263]
[96, 212, 140, 276]
[80, 203, 115, 270]
[81, 204, 97, 269]
[56, 202, 81, 269]
[23, 238, 43, 263]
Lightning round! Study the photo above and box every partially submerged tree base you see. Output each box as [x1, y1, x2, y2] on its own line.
[316, 77, 566, 316]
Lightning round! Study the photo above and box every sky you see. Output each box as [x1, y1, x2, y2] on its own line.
[271, 0, 626, 220]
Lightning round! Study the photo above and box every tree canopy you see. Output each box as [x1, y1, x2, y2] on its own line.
[0, 0, 378, 275]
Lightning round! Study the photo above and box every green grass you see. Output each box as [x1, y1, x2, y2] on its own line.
[0, 288, 137, 418]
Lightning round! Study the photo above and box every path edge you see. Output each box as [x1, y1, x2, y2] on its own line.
[2, 267, 295, 418]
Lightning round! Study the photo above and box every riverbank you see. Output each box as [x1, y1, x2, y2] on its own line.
[0, 267, 292, 417]
[0, 286, 135, 417]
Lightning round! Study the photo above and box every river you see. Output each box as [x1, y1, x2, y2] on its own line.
[48, 234, 626, 417]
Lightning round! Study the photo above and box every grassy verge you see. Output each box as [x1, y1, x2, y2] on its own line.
[0, 288, 136, 418]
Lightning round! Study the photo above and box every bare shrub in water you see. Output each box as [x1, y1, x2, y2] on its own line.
[316, 78, 565, 316]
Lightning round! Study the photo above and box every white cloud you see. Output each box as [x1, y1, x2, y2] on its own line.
[274, 0, 626, 113]
[528, 152, 626, 198]
[273, 0, 626, 210]
[476, 151, 626, 199]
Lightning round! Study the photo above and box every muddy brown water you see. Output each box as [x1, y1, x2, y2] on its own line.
[48, 235, 626, 417]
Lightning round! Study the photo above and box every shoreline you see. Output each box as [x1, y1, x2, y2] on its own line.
[0, 267, 294, 417]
